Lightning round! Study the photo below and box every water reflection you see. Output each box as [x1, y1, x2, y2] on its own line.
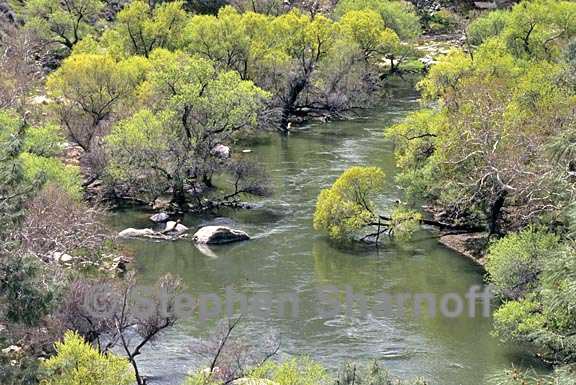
[112, 82, 539, 385]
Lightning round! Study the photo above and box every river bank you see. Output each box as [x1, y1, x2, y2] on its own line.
[111, 82, 539, 385]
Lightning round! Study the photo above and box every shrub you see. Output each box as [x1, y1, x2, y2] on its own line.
[313, 167, 385, 242]
[250, 357, 329, 385]
[428, 9, 459, 34]
[334, 361, 429, 385]
[20, 184, 111, 262]
[485, 228, 561, 300]
[19, 153, 82, 200]
[22, 124, 64, 158]
[493, 299, 546, 341]
[0, 254, 58, 325]
[40, 331, 135, 385]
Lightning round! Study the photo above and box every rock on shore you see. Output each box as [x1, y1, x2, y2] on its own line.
[438, 232, 489, 266]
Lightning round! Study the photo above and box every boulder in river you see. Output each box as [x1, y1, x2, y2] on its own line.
[192, 226, 250, 244]
[162, 221, 189, 236]
[152, 197, 172, 211]
[150, 212, 170, 223]
[118, 228, 163, 239]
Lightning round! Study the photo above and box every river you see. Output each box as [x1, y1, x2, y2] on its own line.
[113, 80, 540, 385]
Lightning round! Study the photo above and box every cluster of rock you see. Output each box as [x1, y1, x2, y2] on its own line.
[118, 214, 250, 245]
[45, 251, 131, 276]
[415, 34, 466, 70]
[118, 220, 189, 240]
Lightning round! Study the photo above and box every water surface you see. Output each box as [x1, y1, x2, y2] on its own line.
[114, 82, 539, 385]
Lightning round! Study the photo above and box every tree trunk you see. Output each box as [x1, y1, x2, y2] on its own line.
[279, 75, 309, 134]
[488, 190, 507, 235]
[130, 356, 144, 385]
[171, 180, 186, 207]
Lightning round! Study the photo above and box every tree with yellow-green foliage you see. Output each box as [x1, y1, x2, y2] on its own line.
[183, 5, 418, 133]
[100, 0, 189, 58]
[313, 166, 422, 243]
[334, 0, 421, 41]
[339, 9, 401, 62]
[46, 52, 148, 151]
[388, 0, 576, 235]
[185, 6, 341, 131]
[23, 0, 104, 52]
[466, 0, 576, 60]
[41, 331, 135, 385]
[105, 49, 270, 205]
[314, 166, 385, 242]
[56, 1, 420, 134]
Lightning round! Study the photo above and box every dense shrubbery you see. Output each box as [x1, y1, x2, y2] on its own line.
[387, 0, 576, 377]
[185, 358, 428, 385]
[388, 0, 576, 234]
[7, 0, 576, 384]
[485, 227, 561, 300]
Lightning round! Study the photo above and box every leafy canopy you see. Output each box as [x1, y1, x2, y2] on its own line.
[466, 0, 576, 60]
[46, 52, 148, 150]
[105, 49, 269, 203]
[101, 0, 189, 58]
[334, 0, 420, 40]
[314, 166, 385, 241]
[24, 0, 104, 51]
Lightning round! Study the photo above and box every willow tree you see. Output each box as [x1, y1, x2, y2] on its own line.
[100, 0, 189, 58]
[313, 166, 421, 243]
[466, 0, 576, 60]
[334, 0, 421, 41]
[388, 0, 576, 234]
[105, 49, 269, 205]
[46, 53, 148, 151]
[24, 0, 104, 52]
[185, 6, 416, 133]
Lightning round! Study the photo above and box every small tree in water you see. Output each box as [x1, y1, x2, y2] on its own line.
[313, 166, 421, 243]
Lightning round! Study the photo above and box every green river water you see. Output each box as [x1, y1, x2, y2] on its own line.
[113, 81, 541, 385]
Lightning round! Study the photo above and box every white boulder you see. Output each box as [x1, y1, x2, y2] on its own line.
[118, 228, 159, 239]
[49, 251, 74, 263]
[192, 226, 250, 244]
[162, 221, 189, 236]
[150, 212, 170, 223]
